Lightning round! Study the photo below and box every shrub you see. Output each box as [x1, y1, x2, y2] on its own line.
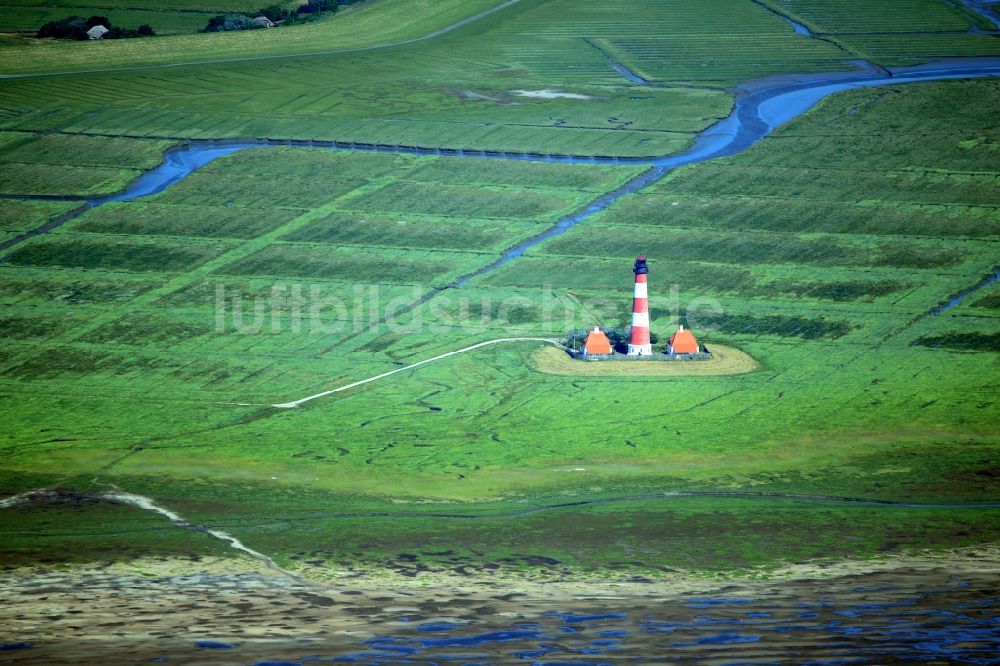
[37, 16, 88, 40]
[203, 13, 258, 32]
[915, 332, 1000, 352]
[298, 0, 334, 14]
[203, 1, 337, 31]
[37, 15, 155, 39]
[258, 4, 295, 22]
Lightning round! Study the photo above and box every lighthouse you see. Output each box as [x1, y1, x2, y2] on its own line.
[627, 255, 652, 356]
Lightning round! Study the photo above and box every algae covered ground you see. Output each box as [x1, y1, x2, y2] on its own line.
[0, 0, 998, 588]
[3, 545, 998, 664]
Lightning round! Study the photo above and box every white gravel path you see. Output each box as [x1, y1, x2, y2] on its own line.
[272, 337, 565, 408]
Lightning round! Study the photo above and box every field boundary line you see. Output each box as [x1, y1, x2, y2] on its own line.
[272, 337, 565, 408]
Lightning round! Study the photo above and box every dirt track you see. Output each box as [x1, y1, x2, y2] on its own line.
[271, 337, 563, 408]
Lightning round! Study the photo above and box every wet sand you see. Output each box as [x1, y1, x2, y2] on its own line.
[2, 547, 997, 665]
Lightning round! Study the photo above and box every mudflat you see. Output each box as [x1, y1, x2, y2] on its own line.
[2, 547, 997, 664]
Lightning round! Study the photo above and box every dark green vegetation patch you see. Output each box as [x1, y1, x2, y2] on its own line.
[759, 278, 907, 302]
[283, 213, 535, 252]
[972, 292, 1000, 310]
[262, 500, 1000, 574]
[542, 226, 963, 269]
[915, 332, 1000, 353]
[346, 181, 574, 220]
[8, 235, 230, 272]
[0, 497, 230, 569]
[217, 244, 483, 284]
[687, 311, 854, 340]
[0, 133, 173, 197]
[602, 194, 1000, 238]
[0, 199, 83, 240]
[0, 314, 77, 341]
[72, 203, 303, 239]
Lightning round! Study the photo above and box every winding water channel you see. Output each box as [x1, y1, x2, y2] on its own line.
[962, 0, 1000, 30]
[4, 59, 1000, 287]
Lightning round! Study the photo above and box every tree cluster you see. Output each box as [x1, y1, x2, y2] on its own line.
[202, 0, 344, 33]
[202, 14, 258, 32]
[37, 15, 155, 40]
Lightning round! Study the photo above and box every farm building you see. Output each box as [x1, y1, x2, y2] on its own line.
[668, 325, 700, 354]
[581, 326, 612, 357]
[86, 25, 109, 39]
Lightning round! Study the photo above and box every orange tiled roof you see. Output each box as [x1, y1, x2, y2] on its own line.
[583, 328, 612, 355]
[669, 326, 699, 354]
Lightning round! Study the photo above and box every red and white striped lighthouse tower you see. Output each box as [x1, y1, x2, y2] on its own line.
[627, 255, 652, 356]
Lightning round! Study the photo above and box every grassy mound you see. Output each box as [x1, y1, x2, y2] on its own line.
[530, 344, 759, 377]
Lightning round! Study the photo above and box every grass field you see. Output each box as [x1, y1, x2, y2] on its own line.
[764, 0, 1000, 62]
[0, 0, 998, 579]
[0, 0, 513, 72]
[772, 0, 989, 32]
[3, 0, 996, 78]
[0, 199, 82, 238]
[0, 149, 643, 421]
[6, 0, 993, 160]
[0, 132, 173, 196]
[0, 82, 996, 559]
[1, 0, 994, 163]
[0, 1, 305, 36]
